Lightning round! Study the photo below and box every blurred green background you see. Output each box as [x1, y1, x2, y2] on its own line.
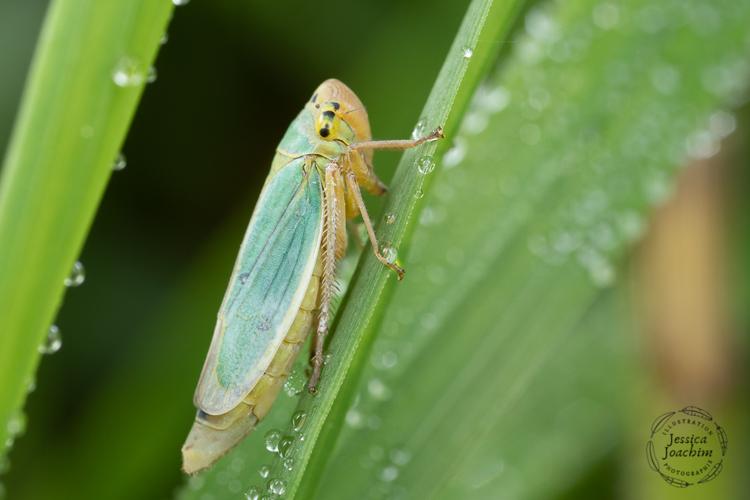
[1, 0, 748, 499]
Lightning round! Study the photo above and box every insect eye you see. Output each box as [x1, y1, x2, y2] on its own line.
[316, 107, 337, 139]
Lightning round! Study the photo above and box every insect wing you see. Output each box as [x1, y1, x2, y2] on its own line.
[195, 158, 323, 414]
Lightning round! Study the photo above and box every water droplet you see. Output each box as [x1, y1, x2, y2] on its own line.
[381, 246, 397, 264]
[419, 206, 446, 227]
[577, 248, 615, 287]
[147, 66, 158, 83]
[416, 155, 435, 175]
[113, 153, 127, 171]
[278, 435, 295, 458]
[112, 57, 146, 87]
[64, 261, 85, 287]
[686, 129, 720, 160]
[39, 325, 62, 354]
[258, 465, 270, 479]
[443, 138, 466, 168]
[282, 457, 294, 471]
[592, 3, 620, 30]
[283, 367, 305, 396]
[551, 231, 580, 255]
[378, 351, 398, 370]
[481, 86, 511, 114]
[160, 33, 169, 45]
[414, 188, 424, 199]
[617, 211, 645, 242]
[380, 465, 399, 482]
[709, 111, 736, 138]
[345, 408, 364, 428]
[367, 378, 391, 400]
[80, 125, 94, 139]
[462, 111, 488, 135]
[245, 486, 261, 500]
[267, 478, 286, 496]
[389, 448, 412, 466]
[462, 47, 473, 59]
[525, 7, 559, 43]
[6, 413, 26, 438]
[384, 213, 396, 225]
[291, 411, 307, 432]
[264, 430, 281, 453]
[411, 118, 426, 140]
[172, 0, 190, 5]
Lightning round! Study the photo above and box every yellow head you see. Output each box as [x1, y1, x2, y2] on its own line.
[309, 79, 372, 151]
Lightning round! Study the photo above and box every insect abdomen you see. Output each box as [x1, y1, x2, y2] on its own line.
[242, 258, 321, 418]
[182, 259, 321, 474]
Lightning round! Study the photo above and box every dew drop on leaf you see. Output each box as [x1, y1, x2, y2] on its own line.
[264, 430, 281, 453]
[381, 246, 398, 264]
[39, 325, 62, 355]
[64, 261, 85, 287]
[112, 57, 146, 87]
[112, 153, 127, 171]
[291, 411, 307, 432]
[267, 478, 286, 496]
[258, 465, 270, 479]
[416, 155, 436, 175]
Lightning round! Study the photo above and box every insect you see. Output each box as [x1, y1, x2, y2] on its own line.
[181, 79, 442, 474]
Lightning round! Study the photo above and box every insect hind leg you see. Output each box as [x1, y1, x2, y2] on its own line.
[308, 163, 342, 392]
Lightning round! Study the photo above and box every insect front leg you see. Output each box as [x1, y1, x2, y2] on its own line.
[308, 162, 345, 392]
[344, 171, 405, 280]
[349, 127, 444, 153]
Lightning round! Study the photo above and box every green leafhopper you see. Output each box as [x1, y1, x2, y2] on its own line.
[181, 79, 442, 474]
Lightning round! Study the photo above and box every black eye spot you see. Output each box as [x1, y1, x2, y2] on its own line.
[320, 127, 330, 138]
[322, 110, 335, 119]
[315, 104, 320, 109]
[331, 101, 340, 110]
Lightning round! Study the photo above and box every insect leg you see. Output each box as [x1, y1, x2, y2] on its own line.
[344, 171, 405, 280]
[308, 163, 342, 392]
[349, 127, 444, 153]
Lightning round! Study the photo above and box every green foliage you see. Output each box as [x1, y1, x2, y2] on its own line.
[2, 0, 749, 498]
[0, 0, 172, 457]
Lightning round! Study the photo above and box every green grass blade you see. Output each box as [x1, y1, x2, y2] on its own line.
[0, 0, 172, 454]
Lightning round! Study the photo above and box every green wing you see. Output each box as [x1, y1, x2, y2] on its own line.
[195, 157, 322, 415]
